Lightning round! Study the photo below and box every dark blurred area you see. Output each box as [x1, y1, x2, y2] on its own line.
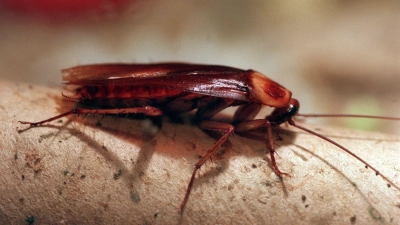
[0, 0, 399, 133]
[0, 0, 131, 17]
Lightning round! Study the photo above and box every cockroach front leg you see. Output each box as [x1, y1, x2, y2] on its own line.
[235, 119, 289, 177]
[18, 106, 163, 127]
[180, 120, 234, 211]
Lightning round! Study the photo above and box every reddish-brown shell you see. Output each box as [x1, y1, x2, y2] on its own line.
[62, 63, 291, 108]
[246, 70, 292, 107]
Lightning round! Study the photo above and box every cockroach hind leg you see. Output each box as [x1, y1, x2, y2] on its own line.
[19, 106, 163, 127]
[18, 110, 76, 127]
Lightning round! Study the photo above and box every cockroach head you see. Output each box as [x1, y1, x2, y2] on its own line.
[266, 98, 300, 124]
[247, 71, 292, 108]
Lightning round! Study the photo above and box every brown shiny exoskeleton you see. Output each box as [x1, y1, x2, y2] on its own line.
[19, 63, 399, 211]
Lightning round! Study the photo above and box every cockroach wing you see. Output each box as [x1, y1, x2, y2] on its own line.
[62, 63, 245, 84]
[63, 63, 251, 101]
[63, 63, 291, 107]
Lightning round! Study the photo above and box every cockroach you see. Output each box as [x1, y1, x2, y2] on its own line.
[18, 63, 400, 212]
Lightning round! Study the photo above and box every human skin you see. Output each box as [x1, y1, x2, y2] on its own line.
[1, 79, 399, 224]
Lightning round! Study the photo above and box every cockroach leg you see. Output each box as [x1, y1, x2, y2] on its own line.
[235, 119, 268, 132]
[265, 120, 289, 177]
[82, 114, 88, 120]
[235, 119, 289, 177]
[18, 106, 163, 127]
[180, 121, 234, 211]
[19, 110, 76, 127]
[74, 106, 163, 117]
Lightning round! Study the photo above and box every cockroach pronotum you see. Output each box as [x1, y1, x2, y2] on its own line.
[18, 63, 400, 212]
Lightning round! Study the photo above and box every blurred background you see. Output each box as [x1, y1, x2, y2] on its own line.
[0, 0, 399, 134]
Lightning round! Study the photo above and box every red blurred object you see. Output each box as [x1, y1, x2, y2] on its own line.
[0, 0, 131, 15]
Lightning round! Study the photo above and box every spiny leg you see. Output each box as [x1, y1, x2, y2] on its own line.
[235, 119, 289, 177]
[18, 106, 163, 127]
[264, 120, 289, 177]
[180, 120, 234, 211]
